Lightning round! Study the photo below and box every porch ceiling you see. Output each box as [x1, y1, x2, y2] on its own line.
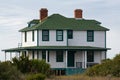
[2, 46, 110, 52]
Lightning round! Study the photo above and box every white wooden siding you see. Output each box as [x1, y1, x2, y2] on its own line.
[27, 50, 105, 68]
[68, 31, 105, 47]
[22, 30, 37, 47]
[39, 30, 67, 46]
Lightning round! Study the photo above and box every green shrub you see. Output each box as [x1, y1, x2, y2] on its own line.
[12, 56, 50, 76]
[30, 59, 50, 75]
[26, 73, 46, 80]
[85, 54, 120, 77]
[0, 61, 24, 80]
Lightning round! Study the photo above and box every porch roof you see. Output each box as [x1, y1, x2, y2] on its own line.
[2, 46, 110, 52]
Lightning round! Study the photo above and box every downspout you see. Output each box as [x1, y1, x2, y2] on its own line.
[37, 29, 39, 46]
[66, 30, 68, 46]
[105, 31, 107, 59]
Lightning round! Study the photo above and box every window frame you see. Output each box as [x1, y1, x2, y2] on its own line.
[42, 51, 46, 60]
[56, 30, 63, 41]
[67, 30, 73, 39]
[24, 31, 27, 42]
[87, 51, 94, 62]
[32, 31, 34, 41]
[87, 30, 94, 42]
[56, 51, 64, 62]
[42, 30, 49, 41]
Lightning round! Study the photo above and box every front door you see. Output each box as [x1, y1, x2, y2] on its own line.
[67, 51, 75, 67]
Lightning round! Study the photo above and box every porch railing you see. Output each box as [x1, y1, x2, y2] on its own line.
[76, 62, 98, 68]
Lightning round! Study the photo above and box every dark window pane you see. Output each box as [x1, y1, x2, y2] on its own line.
[67, 30, 73, 39]
[25, 32, 27, 42]
[42, 30, 49, 41]
[56, 30, 63, 41]
[87, 51, 94, 62]
[87, 30, 94, 42]
[42, 51, 46, 60]
[56, 51, 63, 62]
[32, 31, 34, 41]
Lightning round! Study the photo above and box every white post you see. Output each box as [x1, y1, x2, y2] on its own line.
[5, 52, 6, 61]
[10, 52, 12, 61]
[84, 51, 87, 69]
[66, 50, 68, 68]
[46, 50, 48, 63]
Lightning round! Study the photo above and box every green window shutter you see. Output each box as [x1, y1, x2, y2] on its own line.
[42, 30, 49, 41]
[87, 51, 94, 62]
[56, 51, 63, 62]
[67, 30, 73, 39]
[87, 30, 94, 42]
[56, 30, 63, 41]
[42, 51, 46, 60]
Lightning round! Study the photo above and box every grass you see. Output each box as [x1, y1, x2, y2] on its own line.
[46, 74, 120, 80]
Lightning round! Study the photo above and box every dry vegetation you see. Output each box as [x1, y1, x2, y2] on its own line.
[46, 75, 120, 80]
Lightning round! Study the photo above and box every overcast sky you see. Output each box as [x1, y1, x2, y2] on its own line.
[0, 0, 120, 61]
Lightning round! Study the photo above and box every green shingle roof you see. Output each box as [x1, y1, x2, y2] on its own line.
[19, 14, 109, 32]
[2, 46, 110, 52]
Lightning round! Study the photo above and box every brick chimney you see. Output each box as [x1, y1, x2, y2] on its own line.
[74, 9, 83, 19]
[40, 8, 48, 21]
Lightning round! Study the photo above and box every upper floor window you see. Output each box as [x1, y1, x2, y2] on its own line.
[67, 30, 73, 39]
[87, 30, 94, 42]
[32, 31, 34, 41]
[42, 30, 49, 41]
[24, 32, 27, 42]
[87, 51, 94, 62]
[56, 30, 63, 41]
[56, 51, 63, 62]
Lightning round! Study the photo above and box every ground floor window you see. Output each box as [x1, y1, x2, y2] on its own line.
[56, 51, 63, 62]
[87, 51, 94, 62]
[42, 51, 46, 60]
[42, 51, 49, 62]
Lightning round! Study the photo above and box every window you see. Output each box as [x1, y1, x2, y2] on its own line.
[67, 30, 73, 39]
[87, 51, 94, 62]
[87, 30, 94, 42]
[56, 30, 63, 41]
[25, 32, 27, 42]
[37, 51, 39, 59]
[32, 51, 34, 59]
[56, 51, 63, 62]
[42, 30, 49, 41]
[32, 31, 34, 41]
[42, 51, 46, 60]
[48, 51, 49, 62]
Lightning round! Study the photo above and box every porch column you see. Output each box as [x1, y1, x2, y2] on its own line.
[65, 50, 68, 68]
[46, 50, 48, 63]
[84, 51, 87, 69]
[10, 52, 12, 61]
[5, 52, 6, 61]
[26, 50, 29, 57]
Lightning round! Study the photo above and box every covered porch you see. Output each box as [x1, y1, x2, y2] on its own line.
[2, 46, 109, 75]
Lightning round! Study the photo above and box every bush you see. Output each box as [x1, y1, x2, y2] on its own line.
[85, 54, 120, 77]
[12, 56, 50, 76]
[0, 61, 24, 80]
[26, 73, 46, 80]
[30, 59, 50, 75]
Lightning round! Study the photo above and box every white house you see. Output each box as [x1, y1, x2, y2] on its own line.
[2, 8, 110, 75]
